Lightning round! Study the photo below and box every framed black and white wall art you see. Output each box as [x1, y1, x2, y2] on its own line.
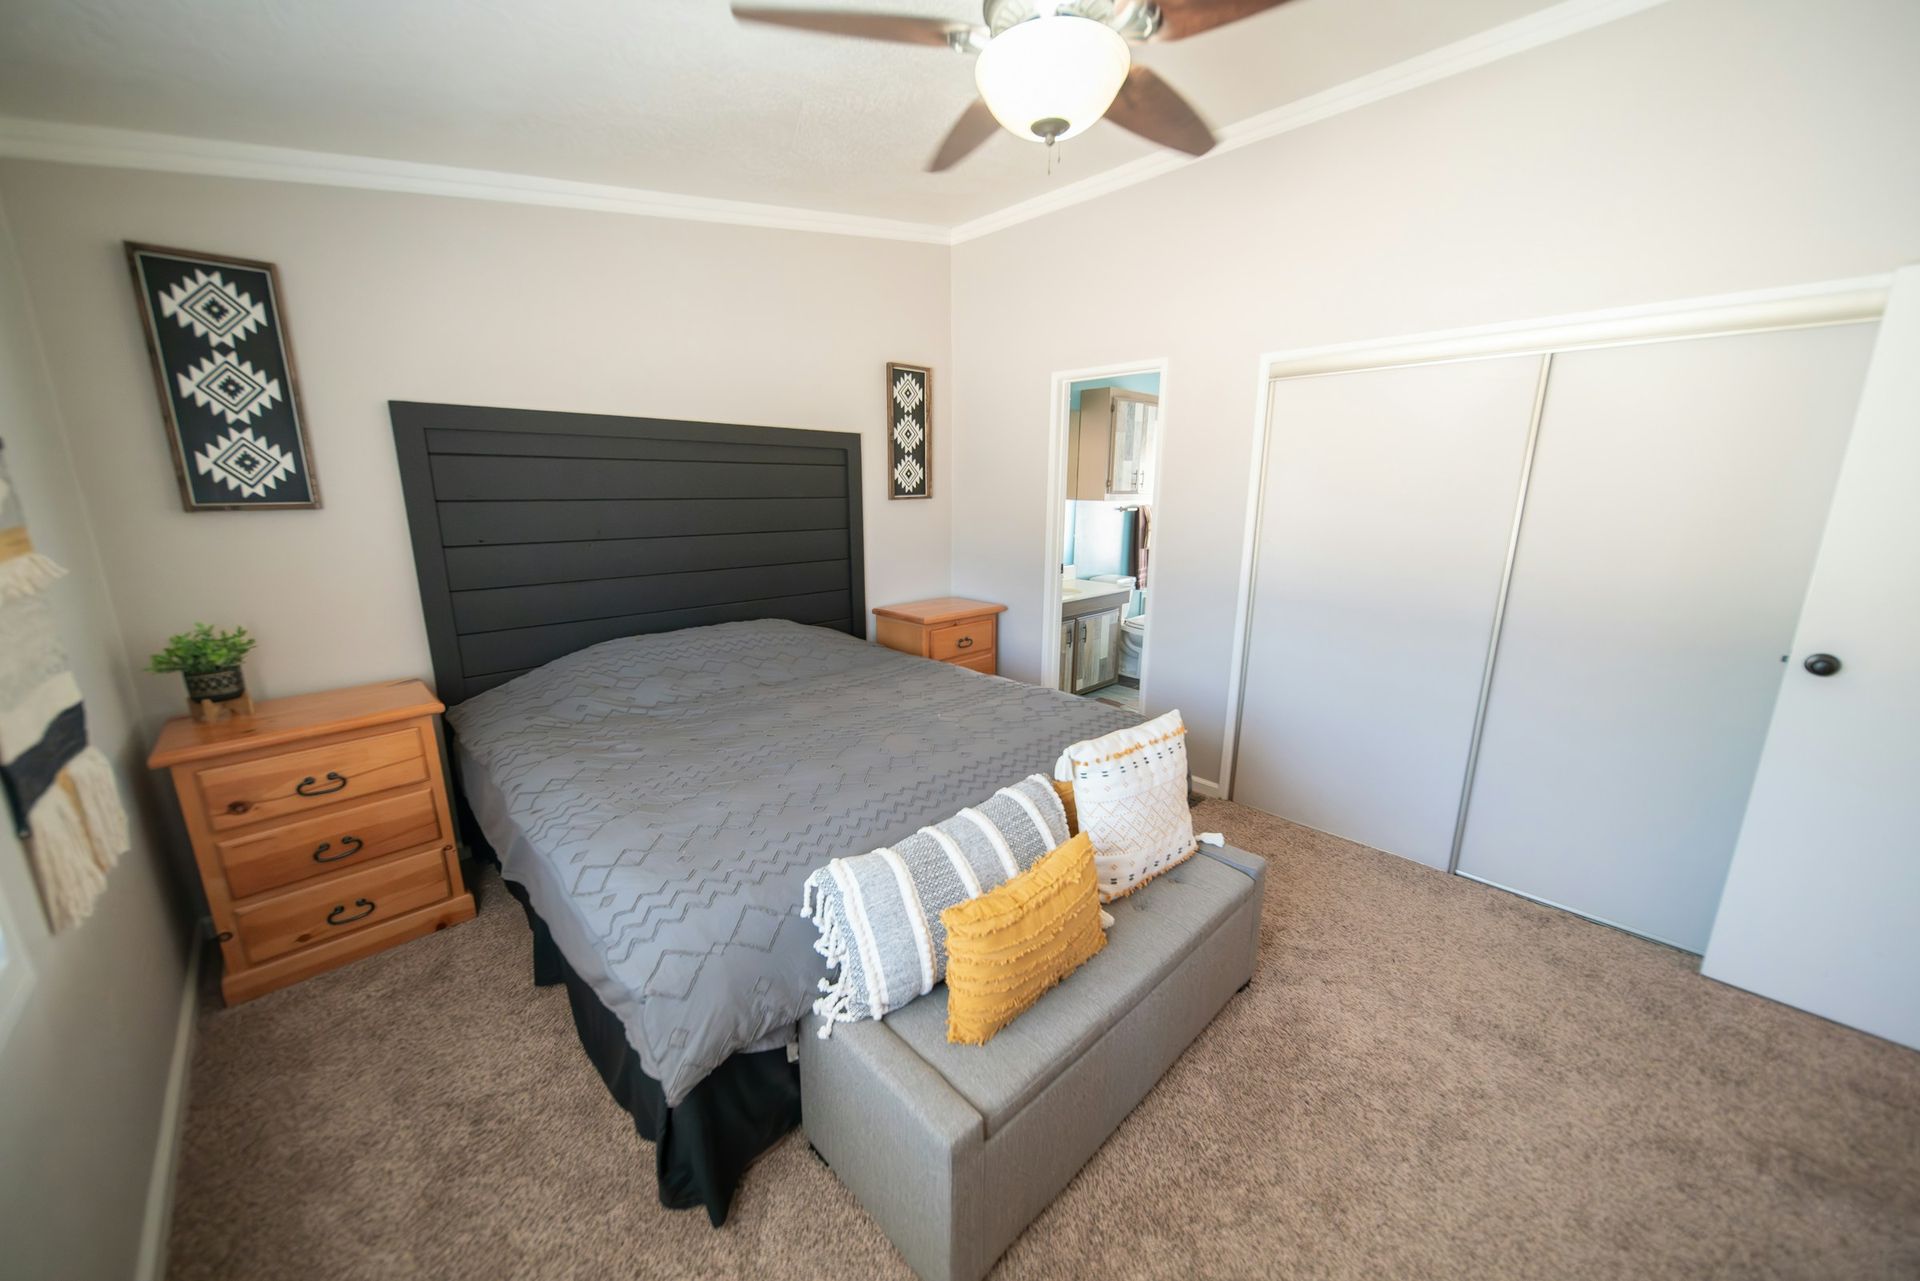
[126, 243, 320, 510]
[886, 361, 931, 500]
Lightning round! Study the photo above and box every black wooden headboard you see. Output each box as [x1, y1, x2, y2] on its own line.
[390, 402, 865, 704]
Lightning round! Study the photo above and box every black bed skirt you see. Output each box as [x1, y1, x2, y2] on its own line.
[499, 878, 802, 1226]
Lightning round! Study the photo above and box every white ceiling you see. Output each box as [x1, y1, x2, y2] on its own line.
[0, 0, 1563, 228]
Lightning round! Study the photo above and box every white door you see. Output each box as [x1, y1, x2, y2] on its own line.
[1703, 268, 1920, 1048]
[1454, 324, 1876, 949]
[1233, 356, 1541, 867]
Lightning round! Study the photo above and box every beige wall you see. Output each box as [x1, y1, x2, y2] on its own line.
[0, 203, 188, 1281]
[0, 163, 954, 729]
[950, 0, 1920, 783]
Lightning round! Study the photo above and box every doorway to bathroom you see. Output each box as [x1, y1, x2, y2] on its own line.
[1042, 363, 1164, 714]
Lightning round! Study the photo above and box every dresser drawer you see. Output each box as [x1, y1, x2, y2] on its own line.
[198, 727, 429, 831]
[951, 652, 997, 675]
[234, 848, 452, 964]
[930, 618, 995, 662]
[215, 785, 443, 900]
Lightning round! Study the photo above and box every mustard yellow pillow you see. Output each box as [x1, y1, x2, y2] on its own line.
[942, 832, 1106, 1046]
[1051, 778, 1078, 835]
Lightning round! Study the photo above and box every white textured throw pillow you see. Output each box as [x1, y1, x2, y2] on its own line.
[1055, 709, 1198, 901]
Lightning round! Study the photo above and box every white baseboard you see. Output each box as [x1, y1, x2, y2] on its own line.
[1191, 776, 1224, 800]
[134, 943, 200, 1281]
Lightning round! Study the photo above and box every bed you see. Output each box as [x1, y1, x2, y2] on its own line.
[390, 402, 1137, 1224]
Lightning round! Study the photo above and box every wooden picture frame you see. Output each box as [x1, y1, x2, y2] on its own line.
[125, 243, 321, 511]
[886, 362, 932, 500]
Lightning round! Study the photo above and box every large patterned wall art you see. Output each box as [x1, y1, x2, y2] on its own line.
[886, 361, 931, 500]
[126, 243, 320, 510]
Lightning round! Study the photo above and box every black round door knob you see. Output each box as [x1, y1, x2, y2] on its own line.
[1803, 653, 1842, 677]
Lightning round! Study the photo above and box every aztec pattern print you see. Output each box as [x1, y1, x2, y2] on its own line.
[1056, 708, 1199, 901]
[887, 363, 930, 498]
[802, 774, 1068, 1035]
[446, 619, 1133, 1105]
[129, 249, 315, 507]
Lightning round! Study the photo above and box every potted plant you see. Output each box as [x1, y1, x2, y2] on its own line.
[149, 624, 257, 720]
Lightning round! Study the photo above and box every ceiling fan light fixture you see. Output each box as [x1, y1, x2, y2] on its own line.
[974, 14, 1131, 145]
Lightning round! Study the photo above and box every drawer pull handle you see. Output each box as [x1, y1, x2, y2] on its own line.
[326, 898, 376, 926]
[226, 800, 252, 815]
[313, 835, 364, 864]
[296, 772, 348, 797]
[955, 636, 975, 650]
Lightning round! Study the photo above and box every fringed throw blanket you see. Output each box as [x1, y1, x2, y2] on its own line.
[0, 441, 129, 931]
[802, 774, 1069, 1036]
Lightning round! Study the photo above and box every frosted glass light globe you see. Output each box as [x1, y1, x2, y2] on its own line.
[974, 14, 1131, 144]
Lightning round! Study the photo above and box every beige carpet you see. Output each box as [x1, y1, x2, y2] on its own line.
[166, 801, 1920, 1280]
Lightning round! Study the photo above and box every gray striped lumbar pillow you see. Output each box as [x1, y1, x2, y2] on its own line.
[803, 774, 1068, 1036]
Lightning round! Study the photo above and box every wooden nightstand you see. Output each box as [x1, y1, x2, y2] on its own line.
[873, 597, 1008, 675]
[148, 678, 475, 1004]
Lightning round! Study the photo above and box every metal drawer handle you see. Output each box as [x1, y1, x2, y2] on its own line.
[296, 771, 348, 797]
[326, 898, 375, 926]
[955, 636, 975, 650]
[312, 835, 364, 864]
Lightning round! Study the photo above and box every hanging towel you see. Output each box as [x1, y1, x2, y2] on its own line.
[1130, 504, 1151, 590]
[0, 439, 129, 932]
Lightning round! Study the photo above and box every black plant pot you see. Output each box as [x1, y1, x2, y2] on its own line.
[183, 666, 246, 704]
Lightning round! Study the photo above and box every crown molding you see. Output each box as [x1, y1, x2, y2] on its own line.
[948, 0, 1675, 243]
[0, 0, 1669, 249]
[0, 117, 954, 246]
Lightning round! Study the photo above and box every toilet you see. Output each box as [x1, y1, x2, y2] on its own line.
[1086, 574, 1147, 683]
[1120, 613, 1146, 679]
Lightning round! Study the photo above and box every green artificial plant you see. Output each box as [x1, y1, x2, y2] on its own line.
[147, 624, 257, 676]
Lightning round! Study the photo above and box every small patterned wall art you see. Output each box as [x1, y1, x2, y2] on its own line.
[125, 243, 320, 510]
[886, 361, 931, 500]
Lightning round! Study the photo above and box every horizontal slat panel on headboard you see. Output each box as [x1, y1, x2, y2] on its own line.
[436, 497, 848, 545]
[452, 560, 851, 633]
[424, 427, 837, 466]
[444, 528, 850, 591]
[459, 591, 854, 677]
[429, 455, 847, 501]
[391, 402, 865, 705]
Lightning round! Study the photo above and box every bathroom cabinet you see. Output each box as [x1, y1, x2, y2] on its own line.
[1069, 388, 1157, 502]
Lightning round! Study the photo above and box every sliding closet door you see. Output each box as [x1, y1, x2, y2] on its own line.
[1233, 357, 1540, 867]
[1454, 323, 1876, 950]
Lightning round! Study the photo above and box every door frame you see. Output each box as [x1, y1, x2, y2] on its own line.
[1040, 357, 1171, 699]
[1219, 274, 1892, 803]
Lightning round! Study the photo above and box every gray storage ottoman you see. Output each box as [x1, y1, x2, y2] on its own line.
[800, 844, 1266, 1281]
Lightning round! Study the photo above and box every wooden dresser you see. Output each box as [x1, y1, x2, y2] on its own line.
[873, 598, 1008, 675]
[148, 679, 474, 1004]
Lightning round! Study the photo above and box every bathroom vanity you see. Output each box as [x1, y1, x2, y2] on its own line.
[1059, 578, 1130, 694]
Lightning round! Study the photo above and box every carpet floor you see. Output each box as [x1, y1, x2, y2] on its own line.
[165, 801, 1920, 1280]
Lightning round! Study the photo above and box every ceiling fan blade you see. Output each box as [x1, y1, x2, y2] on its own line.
[1105, 65, 1215, 157]
[1147, 0, 1291, 42]
[732, 7, 977, 48]
[928, 99, 1000, 172]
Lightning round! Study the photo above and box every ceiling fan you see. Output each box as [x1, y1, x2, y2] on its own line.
[733, 1, 1292, 171]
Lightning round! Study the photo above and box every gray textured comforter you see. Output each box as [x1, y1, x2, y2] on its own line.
[446, 619, 1136, 1106]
